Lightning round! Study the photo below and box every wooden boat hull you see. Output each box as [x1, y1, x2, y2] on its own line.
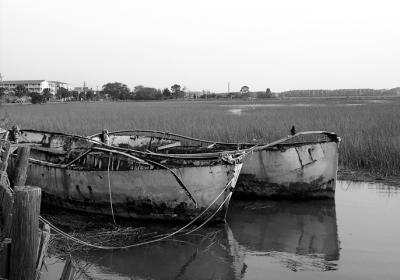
[90, 130, 340, 199]
[8, 157, 242, 222]
[235, 141, 339, 198]
[6, 129, 244, 222]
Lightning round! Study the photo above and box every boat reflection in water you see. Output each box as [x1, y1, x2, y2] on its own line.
[64, 226, 240, 280]
[228, 199, 340, 274]
[44, 199, 339, 279]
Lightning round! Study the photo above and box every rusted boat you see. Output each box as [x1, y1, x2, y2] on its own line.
[6, 129, 244, 222]
[90, 129, 340, 198]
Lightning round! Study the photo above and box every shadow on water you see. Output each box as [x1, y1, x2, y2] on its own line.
[42, 198, 339, 279]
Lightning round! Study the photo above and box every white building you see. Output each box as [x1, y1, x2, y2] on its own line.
[0, 80, 72, 95]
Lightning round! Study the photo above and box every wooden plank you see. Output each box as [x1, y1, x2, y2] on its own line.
[9, 186, 41, 280]
[12, 146, 31, 187]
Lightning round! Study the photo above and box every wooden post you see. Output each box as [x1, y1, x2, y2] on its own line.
[60, 258, 76, 280]
[0, 238, 11, 279]
[9, 186, 41, 280]
[1, 186, 14, 238]
[13, 146, 30, 187]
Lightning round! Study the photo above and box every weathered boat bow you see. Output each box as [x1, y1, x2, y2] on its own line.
[236, 131, 340, 198]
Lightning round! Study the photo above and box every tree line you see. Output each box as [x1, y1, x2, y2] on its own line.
[280, 88, 399, 97]
[101, 83, 185, 100]
[0, 82, 187, 103]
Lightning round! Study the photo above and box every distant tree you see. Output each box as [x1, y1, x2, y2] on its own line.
[0, 88, 5, 99]
[171, 84, 184, 98]
[240, 86, 249, 95]
[154, 89, 163, 100]
[70, 90, 79, 100]
[171, 84, 181, 93]
[79, 92, 86, 101]
[101, 82, 131, 100]
[133, 86, 159, 100]
[265, 88, 272, 98]
[86, 90, 95, 100]
[162, 88, 171, 98]
[56, 87, 70, 100]
[42, 88, 52, 102]
[55, 88, 62, 100]
[14, 85, 28, 98]
[29, 92, 45, 104]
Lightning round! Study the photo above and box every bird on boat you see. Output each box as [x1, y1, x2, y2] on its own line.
[290, 125, 296, 136]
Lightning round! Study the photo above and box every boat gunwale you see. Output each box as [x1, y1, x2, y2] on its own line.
[88, 129, 340, 156]
[15, 129, 248, 162]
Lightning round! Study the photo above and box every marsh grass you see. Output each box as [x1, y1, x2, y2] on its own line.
[1, 97, 400, 176]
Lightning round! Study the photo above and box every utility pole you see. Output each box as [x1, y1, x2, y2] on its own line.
[228, 82, 230, 94]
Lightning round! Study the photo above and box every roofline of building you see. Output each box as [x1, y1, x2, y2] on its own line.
[0, 80, 46, 83]
[1, 80, 70, 84]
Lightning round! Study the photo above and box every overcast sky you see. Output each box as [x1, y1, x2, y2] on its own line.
[1, 0, 399, 92]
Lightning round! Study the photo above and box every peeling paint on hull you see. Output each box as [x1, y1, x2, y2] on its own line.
[8, 158, 242, 222]
[235, 142, 339, 198]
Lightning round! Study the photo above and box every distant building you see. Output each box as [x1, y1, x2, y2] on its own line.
[0, 80, 72, 95]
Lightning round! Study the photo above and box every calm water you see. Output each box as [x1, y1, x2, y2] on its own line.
[42, 180, 400, 280]
[225, 103, 366, 115]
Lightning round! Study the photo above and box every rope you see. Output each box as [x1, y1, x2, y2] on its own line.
[107, 153, 117, 225]
[185, 192, 232, 235]
[38, 176, 235, 250]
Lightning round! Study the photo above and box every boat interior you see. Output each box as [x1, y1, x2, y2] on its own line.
[7, 129, 239, 170]
[90, 129, 340, 154]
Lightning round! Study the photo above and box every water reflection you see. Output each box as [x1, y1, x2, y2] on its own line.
[224, 103, 365, 115]
[70, 227, 239, 280]
[42, 199, 339, 279]
[228, 199, 339, 272]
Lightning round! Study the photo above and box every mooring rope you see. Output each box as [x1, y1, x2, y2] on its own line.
[38, 176, 235, 250]
[184, 192, 233, 235]
[107, 153, 117, 225]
